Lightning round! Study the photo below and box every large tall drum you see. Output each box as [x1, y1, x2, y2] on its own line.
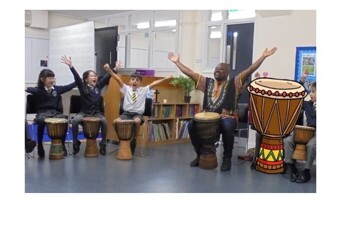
[247, 78, 306, 174]
[82, 117, 101, 157]
[44, 118, 68, 160]
[193, 112, 221, 170]
[113, 119, 135, 160]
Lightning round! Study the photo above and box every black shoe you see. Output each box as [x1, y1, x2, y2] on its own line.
[296, 169, 311, 183]
[289, 163, 298, 182]
[190, 156, 200, 167]
[130, 139, 136, 155]
[250, 161, 256, 169]
[37, 144, 45, 159]
[62, 144, 67, 156]
[25, 139, 36, 153]
[99, 144, 106, 155]
[221, 158, 231, 172]
[73, 140, 81, 155]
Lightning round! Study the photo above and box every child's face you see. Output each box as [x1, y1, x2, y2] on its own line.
[309, 86, 316, 102]
[86, 72, 98, 86]
[129, 77, 142, 89]
[43, 76, 55, 87]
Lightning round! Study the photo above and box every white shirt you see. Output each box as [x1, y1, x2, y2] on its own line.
[120, 85, 150, 114]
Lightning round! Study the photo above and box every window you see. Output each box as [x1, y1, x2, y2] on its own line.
[204, 10, 255, 71]
[108, 10, 179, 70]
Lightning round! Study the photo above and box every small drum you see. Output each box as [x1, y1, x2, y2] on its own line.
[44, 118, 68, 160]
[247, 78, 307, 174]
[193, 112, 221, 169]
[292, 125, 315, 161]
[113, 119, 135, 160]
[82, 117, 101, 157]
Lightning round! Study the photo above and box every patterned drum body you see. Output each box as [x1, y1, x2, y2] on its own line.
[247, 78, 307, 174]
[193, 112, 221, 170]
[292, 125, 315, 161]
[44, 118, 68, 160]
[113, 119, 135, 160]
[83, 117, 101, 139]
[114, 120, 135, 141]
[83, 117, 101, 157]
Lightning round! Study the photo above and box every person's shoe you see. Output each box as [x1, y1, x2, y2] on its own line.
[62, 144, 68, 156]
[296, 169, 311, 183]
[25, 139, 36, 153]
[289, 163, 298, 182]
[221, 158, 231, 172]
[73, 140, 81, 155]
[99, 144, 106, 155]
[250, 161, 256, 169]
[37, 143, 45, 159]
[130, 139, 136, 155]
[190, 155, 200, 167]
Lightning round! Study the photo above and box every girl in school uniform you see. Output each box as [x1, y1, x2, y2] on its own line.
[25, 56, 80, 158]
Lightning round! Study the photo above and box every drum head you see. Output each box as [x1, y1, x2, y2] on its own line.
[44, 118, 67, 123]
[194, 112, 220, 120]
[83, 117, 100, 122]
[247, 78, 306, 100]
[295, 125, 316, 131]
[113, 119, 135, 124]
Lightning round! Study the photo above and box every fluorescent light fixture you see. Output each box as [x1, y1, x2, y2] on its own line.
[137, 22, 150, 29]
[228, 10, 256, 20]
[210, 31, 221, 39]
[155, 20, 176, 27]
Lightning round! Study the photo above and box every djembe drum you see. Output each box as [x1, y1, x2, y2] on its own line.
[193, 112, 221, 169]
[44, 118, 68, 160]
[247, 78, 307, 174]
[292, 125, 315, 161]
[113, 119, 135, 160]
[82, 117, 101, 157]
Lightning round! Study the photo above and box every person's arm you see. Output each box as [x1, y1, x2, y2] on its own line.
[61, 55, 81, 85]
[167, 52, 199, 82]
[103, 63, 124, 88]
[148, 75, 173, 89]
[25, 87, 38, 94]
[59, 55, 79, 93]
[234, 47, 277, 95]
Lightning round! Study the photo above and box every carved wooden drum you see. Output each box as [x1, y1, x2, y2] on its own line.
[82, 117, 101, 157]
[44, 118, 68, 160]
[292, 125, 315, 161]
[247, 78, 307, 174]
[193, 112, 221, 170]
[113, 119, 135, 160]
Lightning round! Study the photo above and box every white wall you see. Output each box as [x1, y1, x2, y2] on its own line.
[253, 10, 316, 79]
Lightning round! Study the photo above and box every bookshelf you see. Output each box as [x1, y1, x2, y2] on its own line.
[141, 102, 200, 146]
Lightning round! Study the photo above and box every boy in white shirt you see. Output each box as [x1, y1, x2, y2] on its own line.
[104, 64, 172, 154]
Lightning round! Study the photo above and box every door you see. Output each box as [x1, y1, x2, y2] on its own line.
[226, 23, 254, 104]
[95, 26, 118, 76]
[226, 23, 254, 139]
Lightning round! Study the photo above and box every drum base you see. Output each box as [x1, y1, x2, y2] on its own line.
[49, 139, 64, 160]
[255, 137, 284, 174]
[117, 140, 133, 160]
[85, 139, 99, 157]
[199, 147, 218, 170]
[256, 161, 284, 174]
[292, 144, 307, 161]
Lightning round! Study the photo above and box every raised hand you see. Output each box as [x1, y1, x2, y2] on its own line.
[262, 47, 277, 58]
[168, 52, 179, 63]
[114, 60, 123, 71]
[61, 55, 72, 67]
[104, 63, 111, 72]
